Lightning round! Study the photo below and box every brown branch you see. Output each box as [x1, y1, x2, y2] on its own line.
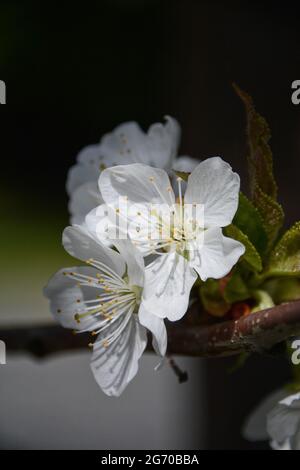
[1, 300, 300, 359]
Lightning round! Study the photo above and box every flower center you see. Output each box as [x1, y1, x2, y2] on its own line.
[61, 259, 139, 347]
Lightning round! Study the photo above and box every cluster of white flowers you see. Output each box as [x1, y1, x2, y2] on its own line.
[244, 389, 300, 450]
[44, 117, 245, 396]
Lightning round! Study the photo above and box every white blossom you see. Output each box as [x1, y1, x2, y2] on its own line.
[244, 389, 300, 450]
[66, 117, 200, 224]
[44, 225, 166, 397]
[92, 157, 245, 321]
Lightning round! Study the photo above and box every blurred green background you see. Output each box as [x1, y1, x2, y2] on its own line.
[0, 0, 169, 325]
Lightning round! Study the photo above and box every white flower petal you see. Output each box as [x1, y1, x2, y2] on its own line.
[69, 181, 103, 225]
[43, 267, 101, 331]
[66, 118, 180, 226]
[279, 392, 300, 408]
[270, 439, 291, 450]
[142, 252, 197, 321]
[173, 155, 201, 173]
[85, 205, 112, 246]
[99, 122, 147, 166]
[66, 144, 103, 195]
[86, 200, 163, 258]
[100, 116, 180, 169]
[184, 157, 240, 227]
[147, 116, 180, 168]
[189, 227, 245, 281]
[138, 303, 167, 356]
[243, 388, 288, 442]
[291, 425, 300, 450]
[63, 225, 125, 278]
[67, 117, 180, 198]
[267, 392, 300, 449]
[99, 163, 175, 207]
[90, 315, 147, 397]
[114, 239, 145, 287]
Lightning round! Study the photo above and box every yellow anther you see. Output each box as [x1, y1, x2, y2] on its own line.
[74, 313, 81, 324]
[104, 313, 113, 321]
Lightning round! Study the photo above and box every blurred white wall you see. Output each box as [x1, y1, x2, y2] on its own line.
[0, 352, 205, 449]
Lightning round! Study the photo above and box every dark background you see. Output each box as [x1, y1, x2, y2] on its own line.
[0, 0, 299, 449]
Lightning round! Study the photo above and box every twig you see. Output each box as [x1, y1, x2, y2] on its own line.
[167, 356, 188, 383]
[1, 300, 300, 359]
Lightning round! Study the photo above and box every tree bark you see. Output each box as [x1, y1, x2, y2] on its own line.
[1, 300, 300, 359]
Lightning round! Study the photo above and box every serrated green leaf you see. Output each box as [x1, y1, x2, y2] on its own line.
[199, 279, 230, 317]
[224, 271, 250, 303]
[224, 224, 263, 272]
[233, 192, 268, 255]
[234, 83, 277, 200]
[173, 170, 190, 182]
[265, 222, 300, 277]
[253, 184, 284, 249]
[234, 84, 285, 249]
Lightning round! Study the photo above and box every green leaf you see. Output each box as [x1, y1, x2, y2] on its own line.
[233, 192, 268, 255]
[224, 271, 250, 303]
[233, 83, 277, 200]
[199, 279, 230, 317]
[224, 224, 263, 272]
[263, 277, 300, 304]
[234, 84, 284, 249]
[173, 170, 190, 182]
[253, 184, 284, 250]
[284, 381, 300, 394]
[228, 352, 250, 374]
[265, 222, 300, 277]
[251, 289, 275, 313]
